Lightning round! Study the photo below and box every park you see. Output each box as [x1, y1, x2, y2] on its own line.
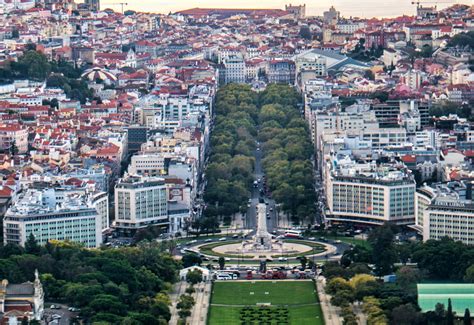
[208, 280, 324, 325]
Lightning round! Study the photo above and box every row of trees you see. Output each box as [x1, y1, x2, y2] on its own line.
[0, 238, 180, 324]
[203, 84, 258, 222]
[258, 84, 317, 222]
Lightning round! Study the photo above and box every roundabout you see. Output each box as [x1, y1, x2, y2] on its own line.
[195, 239, 337, 260]
[190, 204, 338, 261]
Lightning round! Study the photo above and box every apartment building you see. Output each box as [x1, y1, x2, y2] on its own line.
[0, 124, 28, 154]
[223, 55, 246, 84]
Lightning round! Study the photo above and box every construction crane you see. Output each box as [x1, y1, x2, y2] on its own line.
[103, 2, 128, 14]
[411, 0, 455, 9]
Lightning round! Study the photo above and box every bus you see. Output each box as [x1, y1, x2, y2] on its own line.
[284, 230, 302, 239]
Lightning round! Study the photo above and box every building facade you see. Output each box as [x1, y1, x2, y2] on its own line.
[325, 158, 416, 226]
[3, 189, 102, 248]
[114, 175, 168, 231]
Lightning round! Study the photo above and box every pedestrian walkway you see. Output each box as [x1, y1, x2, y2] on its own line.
[353, 302, 367, 325]
[169, 281, 212, 325]
[189, 281, 212, 325]
[316, 277, 342, 325]
[169, 281, 188, 325]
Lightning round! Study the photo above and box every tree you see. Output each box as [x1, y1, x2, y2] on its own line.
[464, 308, 471, 325]
[364, 70, 375, 80]
[391, 303, 422, 325]
[300, 256, 308, 269]
[218, 257, 225, 270]
[24, 233, 41, 255]
[396, 266, 422, 291]
[464, 265, 474, 282]
[341, 305, 358, 325]
[182, 254, 202, 268]
[186, 269, 203, 286]
[176, 295, 194, 311]
[368, 223, 397, 276]
[177, 308, 191, 320]
[9, 140, 18, 156]
[299, 25, 312, 40]
[326, 277, 353, 295]
[362, 296, 387, 325]
[11, 29, 19, 39]
[421, 45, 433, 58]
[322, 261, 351, 279]
[447, 298, 454, 325]
[369, 91, 389, 103]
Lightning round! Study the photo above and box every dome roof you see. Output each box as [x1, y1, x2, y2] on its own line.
[81, 67, 117, 82]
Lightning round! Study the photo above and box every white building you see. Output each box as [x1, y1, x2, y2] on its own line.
[114, 175, 168, 230]
[416, 184, 474, 245]
[401, 69, 425, 90]
[3, 189, 102, 248]
[223, 55, 246, 84]
[129, 154, 166, 176]
[415, 130, 440, 148]
[324, 157, 416, 226]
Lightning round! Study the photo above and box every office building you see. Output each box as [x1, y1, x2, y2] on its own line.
[416, 184, 474, 245]
[127, 126, 149, 153]
[128, 153, 167, 176]
[114, 175, 168, 231]
[324, 157, 416, 226]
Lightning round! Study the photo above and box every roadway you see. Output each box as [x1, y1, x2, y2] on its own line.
[245, 143, 278, 233]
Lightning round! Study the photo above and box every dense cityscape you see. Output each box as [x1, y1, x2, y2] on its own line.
[0, 0, 471, 324]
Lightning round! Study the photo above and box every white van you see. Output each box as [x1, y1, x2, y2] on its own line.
[215, 272, 237, 280]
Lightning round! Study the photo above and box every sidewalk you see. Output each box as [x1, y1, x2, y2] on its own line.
[189, 281, 212, 325]
[169, 281, 187, 325]
[316, 277, 342, 325]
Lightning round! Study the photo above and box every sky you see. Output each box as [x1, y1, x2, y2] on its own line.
[102, 0, 471, 18]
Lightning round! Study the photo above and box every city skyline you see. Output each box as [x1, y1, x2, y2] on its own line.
[105, 0, 469, 18]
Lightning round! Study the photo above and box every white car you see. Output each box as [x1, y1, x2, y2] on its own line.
[52, 314, 62, 320]
[219, 237, 227, 241]
[278, 257, 288, 262]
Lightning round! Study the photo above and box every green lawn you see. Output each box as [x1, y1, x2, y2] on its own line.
[208, 280, 324, 325]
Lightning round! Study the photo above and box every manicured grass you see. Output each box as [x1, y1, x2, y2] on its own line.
[290, 305, 325, 325]
[211, 280, 318, 305]
[208, 306, 242, 325]
[208, 305, 323, 325]
[208, 280, 324, 325]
